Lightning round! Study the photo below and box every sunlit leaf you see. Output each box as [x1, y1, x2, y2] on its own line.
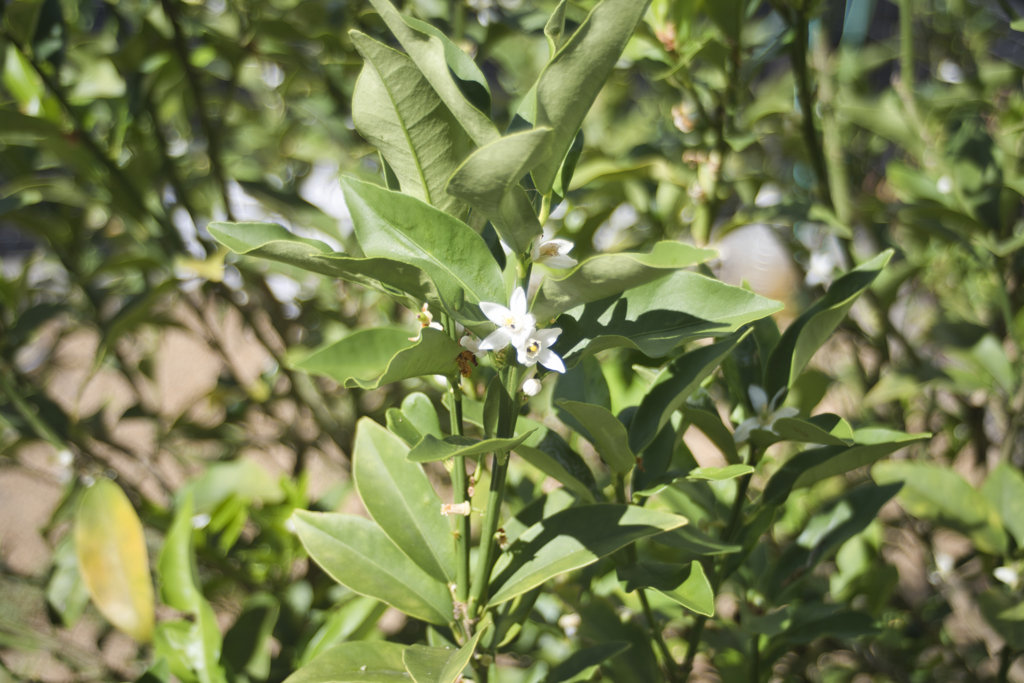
[74, 479, 154, 642]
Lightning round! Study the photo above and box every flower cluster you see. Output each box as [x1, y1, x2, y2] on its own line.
[460, 287, 566, 394]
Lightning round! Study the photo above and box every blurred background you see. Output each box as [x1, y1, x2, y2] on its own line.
[1, 0, 1024, 680]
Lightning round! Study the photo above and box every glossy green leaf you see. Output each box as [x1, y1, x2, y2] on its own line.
[292, 511, 453, 625]
[208, 221, 433, 311]
[350, 31, 472, 220]
[629, 332, 747, 454]
[342, 177, 505, 323]
[981, 463, 1024, 547]
[764, 250, 893, 398]
[655, 560, 715, 616]
[407, 430, 536, 462]
[284, 641, 410, 683]
[365, 0, 498, 147]
[353, 418, 455, 583]
[872, 461, 1007, 555]
[762, 429, 930, 506]
[555, 271, 782, 366]
[387, 408, 424, 446]
[74, 479, 154, 642]
[531, 242, 718, 321]
[531, 0, 650, 193]
[796, 483, 902, 568]
[556, 400, 634, 474]
[402, 628, 484, 683]
[687, 464, 754, 481]
[446, 129, 552, 255]
[777, 604, 877, 644]
[295, 327, 462, 389]
[546, 642, 631, 683]
[488, 504, 688, 606]
[156, 496, 226, 683]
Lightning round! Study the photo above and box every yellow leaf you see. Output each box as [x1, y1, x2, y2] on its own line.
[74, 479, 155, 642]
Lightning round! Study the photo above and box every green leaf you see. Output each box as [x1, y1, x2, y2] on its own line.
[222, 593, 279, 681]
[74, 479, 154, 642]
[681, 406, 740, 464]
[981, 463, 1024, 547]
[292, 511, 454, 625]
[531, 0, 650, 193]
[365, 0, 498, 147]
[555, 271, 782, 365]
[764, 250, 893, 398]
[777, 604, 877, 644]
[402, 628, 484, 683]
[207, 221, 433, 310]
[295, 327, 462, 389]
[651, 527, 742, 555]
[687, 464, 754, 481]
[546, 642, 631, 683]
[872, 461, 1008, 555]
[284, 641, 410, 683]
[298, 597, 387, 667]
[488, 504, 688, 606]
[762, 429, 929, 506]
[772, 415, 854, 446]
[531, 242, 718, 321]
[628, 332, 747, 454]
[353, 418, 456, 583]
[655, 560, 715, 616]
[156, 496, 226, 683]
[796, 483, 902, 568]
[388, 392, 444, 446]
[543, 0, 569, 56]
[446, 129, 552, 255]
[342, 177, 505, 323]
[556, 400, 634, 474]
[175, 459, 284, 514]
[407, 430, 537, 463]
[46, 536, 90, 628]
[513, 420, 597, 503]
[350, 31, 472, 221]
[979, 590, 1024, 650]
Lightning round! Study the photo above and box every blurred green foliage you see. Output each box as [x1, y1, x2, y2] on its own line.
[1, 0, 1024, 681]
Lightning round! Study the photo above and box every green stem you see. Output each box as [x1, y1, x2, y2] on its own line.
[683, 449, 757, 675]
[468, 363, 521, 620]
[613, 473, 681, 683]
[896, 0, 915, 95]
[789, 15, 833, 210]
[160, 0, 236, 221]
[751, 633, 761, 683]
[444, 311, 471, 608]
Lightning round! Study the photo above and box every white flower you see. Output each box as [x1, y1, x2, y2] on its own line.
[410, 303, 443, 341]
[995, 566, 1020, 589]
[531, 238, 577, 269]
[460, 335, 487, 359]
[732, 385, 798, 444]
[805, 251, 837, 288]
[517, 328, 565, 373]
[479, 288, 536, 351]
[937, 175, 954, 195]
[755, 182, 783, 208]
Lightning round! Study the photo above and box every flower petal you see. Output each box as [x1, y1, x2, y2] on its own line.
[533, 327, 562, 345]
[509, 287, 527, 316]
[480, 302, 511, 326]
[544, 255, 578, 269]
[479, 327, 513, 351]
[748, 385, 768, 413]
[537, 348, 565, 373]
[732, 417, 759, 444]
